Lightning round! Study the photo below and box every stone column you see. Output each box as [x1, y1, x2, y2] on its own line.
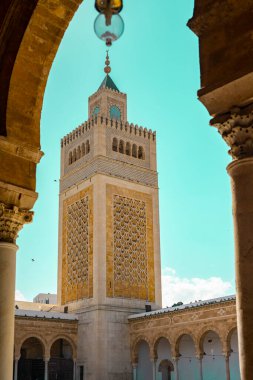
[151, 358, 157, 380]
[196, 355, 203, 380]
[172, 357, 179, 380]
[73, 358, 76, 380]
[0, 204, 33, 380]
[132, 363, 137, 380]
[224, 353, 231, 380]
[44, 357, 49, 380]
[14, 357, 19, 380]
[213, 105, 253, 380]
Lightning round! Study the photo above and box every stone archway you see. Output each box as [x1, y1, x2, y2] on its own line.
[17, 337, 45, 380]
[0, 2, 83, 379]
[158, 359, 174, 380]
[48, 338, 74, 380]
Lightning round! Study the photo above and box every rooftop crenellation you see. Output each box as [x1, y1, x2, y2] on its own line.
[61, 116, 156, 147]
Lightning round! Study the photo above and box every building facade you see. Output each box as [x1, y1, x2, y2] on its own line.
[13, 72, 240, 380]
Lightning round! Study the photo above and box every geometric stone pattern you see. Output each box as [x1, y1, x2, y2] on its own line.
[106, 185, 155, 302]
[66, 197, 89, 285]
[60, 156, 158, 192]
[113, 195, 147, 290]
[61, 187, 93, 304]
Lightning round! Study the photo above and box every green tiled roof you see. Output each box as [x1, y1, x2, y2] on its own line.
[98, 75, 119, 92]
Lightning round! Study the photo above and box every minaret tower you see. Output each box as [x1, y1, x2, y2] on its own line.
[58, 53, 161, 379]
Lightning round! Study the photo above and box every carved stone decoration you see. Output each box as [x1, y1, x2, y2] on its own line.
[212, 104, 253, 159]
[0, 203, 33, 243]
[113, 194, 148, 298]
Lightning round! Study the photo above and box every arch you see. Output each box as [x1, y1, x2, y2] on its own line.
[49, 337, 75, 380]
[132, 336, 152, 362]
[158, 359, 174, 380]
[18, 336, 46, 380]
[176, 334, 199, 380]
[110, 105, 121, 120]
[197, 326, 223, 353]
[17, 333, 47, 357]
[158, 359, 174, 372]
[86, 139, 90, 154]
[175, 331, 198, 356]
[119, 139, 125, 154]
[153, 335, 173, 359]
[226, 326, 237, 351]
[68, 151, 73, 165]
[112, 137, 118, 152]
[132, 143, 137, 158]
[138, 145, 145, 159]
[48, 335, 77, 359]
[125, 141, 131, 156]
[201, 330, 226, 379]
[81, 142, 85, 156]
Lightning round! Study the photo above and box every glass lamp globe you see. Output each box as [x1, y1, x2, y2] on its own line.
[94, 13, 124, 47]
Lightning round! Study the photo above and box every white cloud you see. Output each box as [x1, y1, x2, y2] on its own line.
[162, 267, 233, 308]
[15, 290, 27, 302]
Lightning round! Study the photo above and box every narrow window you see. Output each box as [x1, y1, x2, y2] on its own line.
[86, 140, 90, 154]
[138, 146, 145, 160]
[81, 143, 85, 156]
[125, 142, 131, 156]
[110, 105, 121, 120]
[73, 148, 77, 162]
[69, 151, 72, 165]
[77, 146, 81, 160]
[119, 140, 124, 154]
[112, 137, 118, 152]
[132, 144, 137, 158]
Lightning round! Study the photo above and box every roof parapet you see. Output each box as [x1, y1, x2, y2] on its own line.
[61, 116, 156, 147]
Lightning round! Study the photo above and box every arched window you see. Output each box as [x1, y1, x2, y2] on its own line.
[110, 105, 121, 120]
[86, 140, 90, 154]
[81, 143, 85, 156]
[125, 142, 131, 156]
[77, 146, 81, 160]
[138, 146, 145, 160]
[92, 105, 100, 117]
[69, 151, 72, 165]
[132, 144, 137, 158]
[112, 137, 118, 152]
[73, 148, 77, 162]
[119, 140, 124, 154]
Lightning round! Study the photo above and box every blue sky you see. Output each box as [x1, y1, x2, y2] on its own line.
[16, 0, 235, 305]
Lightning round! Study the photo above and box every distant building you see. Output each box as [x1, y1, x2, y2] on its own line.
[33, 293, 57, 304]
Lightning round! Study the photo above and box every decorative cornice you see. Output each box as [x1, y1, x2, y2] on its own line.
[0, 137, 44, 163]
[211, 103, 253, 160]
[0, 203, 33, 243]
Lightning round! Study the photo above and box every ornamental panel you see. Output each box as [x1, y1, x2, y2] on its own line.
[106, 185, 155, 301]
[62, 187, 93, 304]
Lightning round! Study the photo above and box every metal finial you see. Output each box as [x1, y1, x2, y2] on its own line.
[104, 50, 111, 75]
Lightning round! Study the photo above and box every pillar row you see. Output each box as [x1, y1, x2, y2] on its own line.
[0, 203, 33, 380]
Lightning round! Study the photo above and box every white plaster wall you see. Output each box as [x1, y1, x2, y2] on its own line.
[137, 341, 152, 380]
[230, 330, 240, 380]
[178, 335, 199, 380]
[202, 331, 226, 380]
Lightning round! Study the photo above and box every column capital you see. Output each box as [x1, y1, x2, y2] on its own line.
[0, 203, 33, 243]
[211, 102, 253, 160]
